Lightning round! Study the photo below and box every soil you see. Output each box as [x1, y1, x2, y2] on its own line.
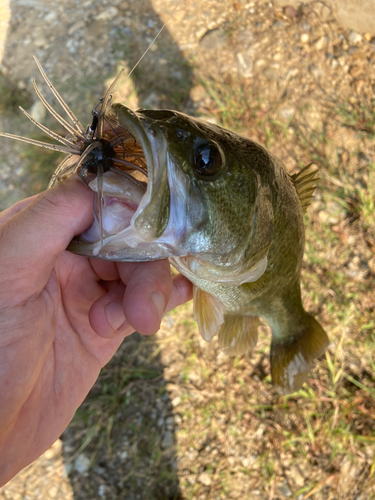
[0, 0, 375, 499]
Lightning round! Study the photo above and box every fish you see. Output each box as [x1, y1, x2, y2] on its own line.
[0, 58, 329, 394]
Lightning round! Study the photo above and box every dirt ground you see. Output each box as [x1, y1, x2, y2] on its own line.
[0, 0, 374, 499]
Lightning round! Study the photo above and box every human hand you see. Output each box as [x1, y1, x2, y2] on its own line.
[0, 180, 192, 486]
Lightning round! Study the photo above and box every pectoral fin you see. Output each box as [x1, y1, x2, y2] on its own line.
[193, 286, 225, 342]
[270, 314, 329, 393]
[218, 314, 260, 355]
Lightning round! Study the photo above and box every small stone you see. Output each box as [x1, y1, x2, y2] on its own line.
[199, 29, 226, 51]
[278, 106, 295, 120]
[68, 21, 85, 35]
[198, 472, 212, 486]
[308, 63, 323, 79]
[349, 65, 363, 78]
[48, 486, 58, 498]
[98, 484, 107, 496]
[166, 416, 175, 426]
[44, 11, 57, 22]
[364, 32, 372, 41]
[161, 431, 174, 448]
[314, 36, 325, 51]
[189, 85, 206, 102]
[289, 465, 305, 487]
[301, 33, 309, 43]
[96, 7, 119, 21]
[236, 52, 253, 77]
[348, 31, 362, 44]
[157, 417, 164, 427]
[119, 450, 128, 461]
[171, 396, 181, 407]
[75, 454, 90, 474]
[283, 6, 297, 18]
[263, 67, 278, 81]
[352, 79, 365, 93]
[279, 483, 292, 497]
[312, 1, 331, 21]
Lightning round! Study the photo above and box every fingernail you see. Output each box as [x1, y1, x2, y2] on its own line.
[105, 302, 126, 331]
[150, 292, 166, 321]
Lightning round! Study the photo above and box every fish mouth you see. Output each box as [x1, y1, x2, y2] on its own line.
[68, 104, 173, 261]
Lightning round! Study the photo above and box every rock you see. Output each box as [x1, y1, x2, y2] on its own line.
[161, 431, 174, 448]
[171, 396, 181, 407]
[96, 7, 119, 21]
[312, 1, 332, 21]
[283, 6, 297, 18]
[263, 67, 278, 81]
[236, 52, 253, 77]
[198, 472, 212, 486]
[301, 33, 309, 43]
[349, 65, 363, 78]
[289, 465, 305, 487]
[278, 106, 295, 120]
[314, 36, 326, 50]
[75, 454, 90, 474]
[48, 486, 58, 498]
[348, 31, 362, 44]
[352, 79, 365, 93]
[189, 85, 206, 102]
[199, 29, 226, 51]
[279, 482, 292, 497]
[308, 63, 323, 79]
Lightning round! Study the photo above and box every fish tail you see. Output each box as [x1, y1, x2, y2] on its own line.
[270, 313, 329, 394]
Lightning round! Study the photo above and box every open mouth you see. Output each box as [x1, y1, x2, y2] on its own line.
[71, 106, 153, 247]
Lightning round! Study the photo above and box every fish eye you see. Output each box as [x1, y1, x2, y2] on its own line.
[194, 143, 223, 177]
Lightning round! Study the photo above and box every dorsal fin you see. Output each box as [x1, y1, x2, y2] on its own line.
[290, 163, 320, 213]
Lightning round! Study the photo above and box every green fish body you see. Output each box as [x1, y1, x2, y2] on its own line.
[67, 104, 329, 393]
[0, 65, 329, 393]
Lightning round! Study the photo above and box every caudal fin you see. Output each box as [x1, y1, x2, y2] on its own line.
[270, 314, 329, 394]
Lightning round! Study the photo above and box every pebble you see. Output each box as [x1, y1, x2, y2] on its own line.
[301, 33, 309, 43]
[198, 472, 212, 486]
[279, 483, 292, 497]
[75, 454, 91, 474]
[312, 1, 331, 21]
[96, 7, 119, 21]
[48, 486, 58, 498]
[308, 63, 323, 79]
[283, 6, 297, 18]
[278, 106, 295, 120]
[352, 79, 365, 93]
[189, 84, 206, 102]
[236, 52, 253, 77]
[199, 28, 226, 51]
[349, 65, 363, 78]
[161, 431, 174, 448]
[348, 31, 362, 44]
[314, 36, 325, 51]
[171, 396, 181, 407]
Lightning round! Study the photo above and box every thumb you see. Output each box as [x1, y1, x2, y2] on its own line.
[0, 179, 94, 295]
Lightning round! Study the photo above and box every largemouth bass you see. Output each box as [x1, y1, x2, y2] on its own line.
[0, 58, 329, 393]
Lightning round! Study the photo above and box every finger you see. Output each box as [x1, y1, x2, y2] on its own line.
[89, 258, 120, 282]
[0, 194, 39, 227]
[0, 180, 94, 295]
[89, 272, 192, 340]
[166, 273, 193, 312]
[89, 281, 133, 339]
[122, 259, 173, 335]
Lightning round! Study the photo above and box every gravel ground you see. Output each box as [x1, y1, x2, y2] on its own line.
[0, 0, 375, 499]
